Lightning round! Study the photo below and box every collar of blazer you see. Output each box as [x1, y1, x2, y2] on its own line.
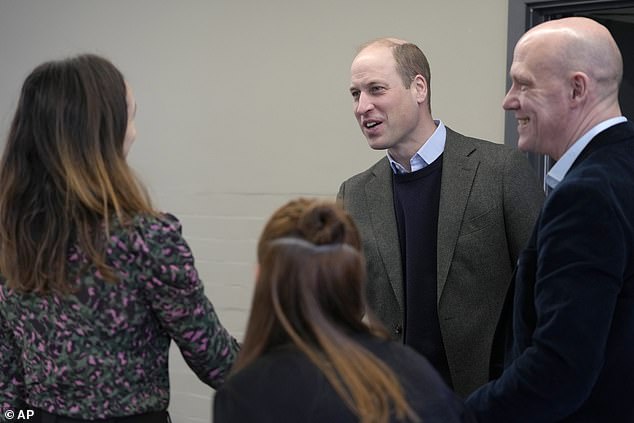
[571, 120, 634, 171]
[364, 127, 480, 307]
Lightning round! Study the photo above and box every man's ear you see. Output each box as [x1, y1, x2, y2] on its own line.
[570, 72, 589, 104]
[413, 74, 428, 105]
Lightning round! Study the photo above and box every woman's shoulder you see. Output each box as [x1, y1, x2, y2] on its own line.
[104, 213, 190, 266]
[129, 212, 182, 233]
[221, 346, 332, 402]
[216, 347, 352, 422]
[109, 212, 183, 245]
[227, 346, 313, 385]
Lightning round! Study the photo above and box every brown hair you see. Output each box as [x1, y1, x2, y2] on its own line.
[236, 200, 420, 423]
[256, 198, 361, 261]
[0, 54, 153, 294]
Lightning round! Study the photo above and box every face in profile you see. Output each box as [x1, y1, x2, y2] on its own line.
[502, 35, 571, 159]
[123, 83, 137, 157]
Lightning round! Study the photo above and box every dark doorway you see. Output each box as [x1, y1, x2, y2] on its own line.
[506, 0, 634, 187]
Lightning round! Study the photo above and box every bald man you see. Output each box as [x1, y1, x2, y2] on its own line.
[337, 38, 543, 397]
[466, 17, 634, 422]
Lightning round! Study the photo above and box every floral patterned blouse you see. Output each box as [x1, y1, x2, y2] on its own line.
[0, 213, 239, 419]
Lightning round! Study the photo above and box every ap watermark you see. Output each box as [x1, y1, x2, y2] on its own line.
[3, 409, 34, 420]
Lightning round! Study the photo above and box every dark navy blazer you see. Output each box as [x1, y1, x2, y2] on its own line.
[466, 121, 634, 422]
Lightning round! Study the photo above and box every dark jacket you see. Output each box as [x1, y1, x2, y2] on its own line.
[466, 121, 634, 422]
[214, 334, 475, 423]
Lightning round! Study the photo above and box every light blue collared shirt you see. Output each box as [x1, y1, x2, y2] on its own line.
[388, 120, 446, 174]
[545, 116, 627, 191]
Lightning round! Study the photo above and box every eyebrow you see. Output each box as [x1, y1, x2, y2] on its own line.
[350, 80, 384, 92]
[511, 71, 532, 85]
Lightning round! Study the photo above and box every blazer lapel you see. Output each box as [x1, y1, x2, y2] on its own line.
[366, 159, 404, 311]
[437, 129, 479, 299]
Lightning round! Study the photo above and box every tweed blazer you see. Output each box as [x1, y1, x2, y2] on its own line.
[337, 127, 543, 396]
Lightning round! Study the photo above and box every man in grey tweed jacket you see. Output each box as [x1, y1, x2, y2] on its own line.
[338, 37, 543, 397]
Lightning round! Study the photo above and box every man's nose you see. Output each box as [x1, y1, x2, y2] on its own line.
[502, 86, 518, 111]
[356, 92, 374, 115]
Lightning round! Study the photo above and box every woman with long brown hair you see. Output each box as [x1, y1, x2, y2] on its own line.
[214, 199, 473, 422]
[0, 54, 239, 422]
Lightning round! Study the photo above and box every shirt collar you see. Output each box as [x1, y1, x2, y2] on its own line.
[546, 116, 627, 190]
[388, 120, 446, 174]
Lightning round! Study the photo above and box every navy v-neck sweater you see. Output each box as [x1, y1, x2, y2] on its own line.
[392, 156, 452, 386]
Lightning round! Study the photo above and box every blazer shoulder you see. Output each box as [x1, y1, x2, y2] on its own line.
[340, 156, 390, 187]
[216, 348, 350, 422]
[445, 126, 523, 165]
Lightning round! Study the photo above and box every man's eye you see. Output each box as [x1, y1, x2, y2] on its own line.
[513, 79, 530, 91]
[351, 91, 360, 100]
[370, 86, 385, 93]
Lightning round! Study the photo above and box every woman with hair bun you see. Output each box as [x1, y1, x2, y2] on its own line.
[0, 54, 239, 422]
[214, 199, 473, 423]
